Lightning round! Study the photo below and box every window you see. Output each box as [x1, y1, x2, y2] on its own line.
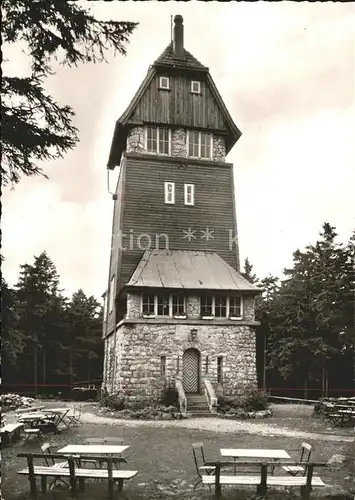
[230, 296, 242, 318]
[164, 182, 175, 204]
[201, 296, 213, 317]
[160, 356, 166, 376]
[172, 295, 185, 316]
[103, 294, 108, 321]
[159, 76, 170, 89]
[191, 81, 201, 94]
[142, 294, 155, 315]
[147, 127, 171, 155]
[187, 131, 212, 159]
[200, 295, 243, 319]
[157, 294, 170, 316]
[184, 184, 195, 206]
[215, 297, 227, 318]
[141, 293, 188, 318]
[109, 276, 115, 312]
[217, 356, 223, 383]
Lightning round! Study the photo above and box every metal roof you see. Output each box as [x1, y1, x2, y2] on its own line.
[126, 250, 260, 292]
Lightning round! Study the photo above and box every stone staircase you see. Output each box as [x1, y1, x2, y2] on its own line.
[186, 394, 214, 418]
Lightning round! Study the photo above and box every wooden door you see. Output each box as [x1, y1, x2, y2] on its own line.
[183, 348, 200, 393]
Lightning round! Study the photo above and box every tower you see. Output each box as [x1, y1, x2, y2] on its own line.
[102, 16, 260, 405]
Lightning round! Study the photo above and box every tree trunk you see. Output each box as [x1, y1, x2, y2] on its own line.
[42, 349, 46, 389]
[34, 345, 38, 396]
[69, 351, 73, 388]
[304, 376, 308, 400]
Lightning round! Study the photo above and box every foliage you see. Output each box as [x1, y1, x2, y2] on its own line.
[218, 388, 269, 413]
[160, 384, 179, 407]
[263, 223, 355, 393]
[1, 252, 104, 396]
[2, 0, 137, 185]
[103, 394, 126, 411]
[241, 257, 258, 283]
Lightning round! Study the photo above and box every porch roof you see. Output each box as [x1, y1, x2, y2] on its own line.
[126, 250, 260, 292]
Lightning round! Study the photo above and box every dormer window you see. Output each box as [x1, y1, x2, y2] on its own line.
[187, 131, 213, 159]
[191, 81, 201, 94]
[159, 76, 170, 90]
[146, 126, 171, 155]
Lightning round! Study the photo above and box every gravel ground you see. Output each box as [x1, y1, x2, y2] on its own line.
[80, 409, 354, 443]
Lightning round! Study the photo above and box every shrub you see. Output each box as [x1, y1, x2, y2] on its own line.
[160, 384, 178, 407]
[218, 388, 269, 413]
[103, 394, 125, 411]
[241, 387, 269, 411]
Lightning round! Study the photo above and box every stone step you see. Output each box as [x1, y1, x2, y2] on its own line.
[188, 412, 215, 418]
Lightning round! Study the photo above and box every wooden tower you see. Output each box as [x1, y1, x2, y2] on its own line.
[102, 16, 260, 404]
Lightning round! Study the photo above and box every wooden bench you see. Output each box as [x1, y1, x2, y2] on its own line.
[202, 461, 328, 500]
[17, 453, 138, 499]
[0, 423, 24, 445]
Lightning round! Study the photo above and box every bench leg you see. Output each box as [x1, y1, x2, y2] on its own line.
[78, 478, 85, 491]
[41, 476, 47, 492]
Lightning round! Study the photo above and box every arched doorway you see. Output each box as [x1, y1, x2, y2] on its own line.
[183, 348, 201, 394]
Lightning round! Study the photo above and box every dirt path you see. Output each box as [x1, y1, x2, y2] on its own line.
[80, 409, 354, 443]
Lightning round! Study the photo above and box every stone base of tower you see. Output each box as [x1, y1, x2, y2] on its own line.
[102, 321, 258, 404]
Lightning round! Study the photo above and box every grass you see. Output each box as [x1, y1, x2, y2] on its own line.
[2, 402, 354, 500]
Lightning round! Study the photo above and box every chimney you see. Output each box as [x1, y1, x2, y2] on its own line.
[173, 15, 184, 58]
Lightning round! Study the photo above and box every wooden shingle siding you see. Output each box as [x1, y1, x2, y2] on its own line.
[118, 153, 239, 287]
[104, 158, 126, 336]
[130, 74, 228, 132]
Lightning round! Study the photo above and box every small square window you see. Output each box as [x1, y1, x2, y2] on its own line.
[160, 356, 166, 376]
[109, 276, 115, 312]
[184, 184, 195, 206]
[217, 356, 223, 383]
[159, 76, 170, 89]
[164, 182, 175, 204]
[191, 81, 201, 94]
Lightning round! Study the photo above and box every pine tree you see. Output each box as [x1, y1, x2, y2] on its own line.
[2, 0, 137, 185]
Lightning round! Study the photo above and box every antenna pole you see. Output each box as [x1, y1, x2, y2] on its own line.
[171, 15, 173, 42]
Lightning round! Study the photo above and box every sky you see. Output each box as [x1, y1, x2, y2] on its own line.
[2, 1, 355, 299]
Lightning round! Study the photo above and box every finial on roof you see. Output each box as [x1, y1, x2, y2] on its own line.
[173, 14, 184, 58]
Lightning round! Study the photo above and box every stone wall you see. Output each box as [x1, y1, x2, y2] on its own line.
[171, 128, 186, 157]
[213, 136, 226, 161]
[105, 321, 257, 401]
[126, 127, 145, 153]
[127, 293, 141, 319]
[125, 126, 226, 161]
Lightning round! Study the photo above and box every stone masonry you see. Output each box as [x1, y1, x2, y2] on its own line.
[126, 126, 226, 161]
[126, 127, 145, 153]
[103, 291, 257, 401]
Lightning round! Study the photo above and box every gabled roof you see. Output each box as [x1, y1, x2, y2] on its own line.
[154, 42, 208, 71]
[126, 250, 260, 292]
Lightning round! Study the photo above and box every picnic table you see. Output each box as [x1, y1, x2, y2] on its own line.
[58, 444, 129, 455]
[221, 448, 291, 475]
[16, 406, 45, 414]
[18, 413, 49, 427]
[42, 408, 71, 429]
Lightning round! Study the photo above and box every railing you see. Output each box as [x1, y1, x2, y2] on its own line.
[175, 378, 187, 415]
[204, 379, 218, 413]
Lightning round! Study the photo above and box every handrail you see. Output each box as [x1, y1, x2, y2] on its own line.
[175, 378, 187, 415]
[204, 379, 218, 413]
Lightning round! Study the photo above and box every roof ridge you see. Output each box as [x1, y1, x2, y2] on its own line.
[154, 41, 208, 70]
